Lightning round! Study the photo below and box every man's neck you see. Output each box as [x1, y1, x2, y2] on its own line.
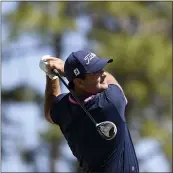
[71, 88, 91, 103]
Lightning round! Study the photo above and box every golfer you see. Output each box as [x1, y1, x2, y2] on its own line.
[41, 50, 139, 172]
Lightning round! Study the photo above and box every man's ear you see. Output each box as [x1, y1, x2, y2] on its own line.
[73, 78, 84, 88]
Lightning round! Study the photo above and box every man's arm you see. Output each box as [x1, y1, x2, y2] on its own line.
[105, 72, 123, 91]
[44, 76, 61, 124]
[105, 72, 128, 104]
[42, 57, 65, 124]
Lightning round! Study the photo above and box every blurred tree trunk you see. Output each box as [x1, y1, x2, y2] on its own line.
[50, 140, 61, 172]
[50, 33, 62, 172]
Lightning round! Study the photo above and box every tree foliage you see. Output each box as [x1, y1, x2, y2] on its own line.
[2, 1, 172, 170]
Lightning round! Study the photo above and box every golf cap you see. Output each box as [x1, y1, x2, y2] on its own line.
[64, 50, 113, 82]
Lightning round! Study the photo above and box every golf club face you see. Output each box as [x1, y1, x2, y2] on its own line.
[96, 121, 117, 140]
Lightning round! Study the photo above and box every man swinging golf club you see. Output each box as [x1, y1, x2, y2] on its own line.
[39, 50, 139, 172]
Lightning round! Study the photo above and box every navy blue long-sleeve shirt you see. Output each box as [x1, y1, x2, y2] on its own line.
[50, 84, 139, 172]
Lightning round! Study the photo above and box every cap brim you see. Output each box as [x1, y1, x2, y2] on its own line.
[87, 58, 113, 73]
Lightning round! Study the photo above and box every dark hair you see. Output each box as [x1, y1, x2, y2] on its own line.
[68, 81, 75, 89]
[68, 74, 86, 90]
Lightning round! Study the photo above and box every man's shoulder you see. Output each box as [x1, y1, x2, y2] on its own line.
[102, 84, 128, 105]
[94, 84, 127, 122]
[87, 84, 124, 104]
[54, 93, 69, 104]
[50, 93, 69, 124]
[51, 93, 69, 112]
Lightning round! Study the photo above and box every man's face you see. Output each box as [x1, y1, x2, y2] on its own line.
[80, 70, 109, 94]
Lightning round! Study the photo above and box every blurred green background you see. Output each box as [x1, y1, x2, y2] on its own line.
[2, 1, 172, 172]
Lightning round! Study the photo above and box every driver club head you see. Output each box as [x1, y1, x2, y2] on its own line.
[96, 121, 117, 140]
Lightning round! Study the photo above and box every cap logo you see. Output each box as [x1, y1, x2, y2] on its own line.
[84, 53, 96, 65]
[74, 68, 80, 76]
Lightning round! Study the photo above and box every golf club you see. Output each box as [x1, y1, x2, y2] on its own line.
[52, 69, 117, 140]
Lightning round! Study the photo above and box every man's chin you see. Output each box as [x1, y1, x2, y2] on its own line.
[98, 86, 108, 93]
[101, 83, 109, 89]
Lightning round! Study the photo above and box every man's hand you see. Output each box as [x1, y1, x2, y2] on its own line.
[39, 55, 65, 80]
[45, 57, 65, 76]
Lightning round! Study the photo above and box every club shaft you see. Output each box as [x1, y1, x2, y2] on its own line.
[52, 69, 97, 125]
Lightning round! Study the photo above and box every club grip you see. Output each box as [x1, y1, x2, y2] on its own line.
[52, 69, 59, 75]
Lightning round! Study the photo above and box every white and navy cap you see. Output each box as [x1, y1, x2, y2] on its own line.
[64, 50, 113, 82]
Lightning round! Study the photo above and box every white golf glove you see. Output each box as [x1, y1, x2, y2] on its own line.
[39, 55, 58, 80]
